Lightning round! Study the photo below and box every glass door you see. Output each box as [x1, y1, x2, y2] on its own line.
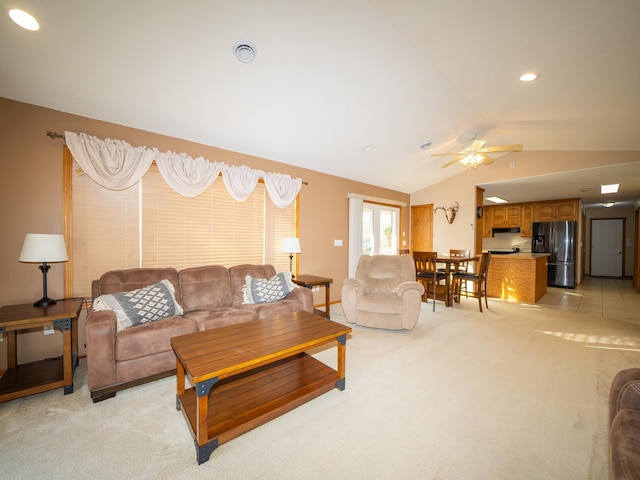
[362, 203, 399, 256]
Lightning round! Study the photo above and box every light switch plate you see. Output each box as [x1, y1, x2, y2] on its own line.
[334, 239, 343, 246]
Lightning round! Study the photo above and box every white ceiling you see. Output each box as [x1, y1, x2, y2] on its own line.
[1, 0, 639, 201]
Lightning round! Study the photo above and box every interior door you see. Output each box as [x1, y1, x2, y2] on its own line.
[411, 204, 433, 252]
[591, 218, 624, 276]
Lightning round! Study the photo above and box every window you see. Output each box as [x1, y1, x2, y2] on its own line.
[66, 149, 297, 298]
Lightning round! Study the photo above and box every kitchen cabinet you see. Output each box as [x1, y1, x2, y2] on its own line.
[520, 204, 533, 237]
[534, 199, 578, 222]
[482, 207, 493, 237]
[486, 253, 549, 303]
[489, 205, 521, 228]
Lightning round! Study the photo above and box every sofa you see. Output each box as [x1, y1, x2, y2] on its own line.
[609, 368, 640, 479]
[86, 264, 313, 402]
[341, 254, 424, 330]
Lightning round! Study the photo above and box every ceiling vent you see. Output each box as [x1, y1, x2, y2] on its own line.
[233, 41, 257, 63]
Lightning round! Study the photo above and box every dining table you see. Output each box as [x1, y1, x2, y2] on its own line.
[435, 253, 479, 307]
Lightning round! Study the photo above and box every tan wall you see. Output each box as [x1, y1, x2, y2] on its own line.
[0, 97, 409, 367]
[411, 151, 640, 264]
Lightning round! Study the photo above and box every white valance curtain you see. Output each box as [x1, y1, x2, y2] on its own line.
[65, 131, 303, 207]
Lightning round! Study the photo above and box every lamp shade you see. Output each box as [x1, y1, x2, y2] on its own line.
[282, 237, 301, 254]
[19, 234, 69, 263]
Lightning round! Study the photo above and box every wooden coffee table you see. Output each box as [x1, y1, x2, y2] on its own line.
[171, 310, 352, 464]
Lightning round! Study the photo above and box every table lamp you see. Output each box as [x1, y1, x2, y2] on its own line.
[282, 238, 301, 278]
[19, 233, 69, 307]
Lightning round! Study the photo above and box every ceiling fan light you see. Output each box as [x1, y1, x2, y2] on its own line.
[460, 153, 483, 169]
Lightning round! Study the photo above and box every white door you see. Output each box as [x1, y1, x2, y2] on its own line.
[591, 218, 623, 276]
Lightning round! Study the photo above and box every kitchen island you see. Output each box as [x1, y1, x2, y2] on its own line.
[486, 253, 549, 303]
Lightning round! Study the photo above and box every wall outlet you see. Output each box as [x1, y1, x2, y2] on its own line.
[334, 239, 343, 247]
[44, 325, 55, 335]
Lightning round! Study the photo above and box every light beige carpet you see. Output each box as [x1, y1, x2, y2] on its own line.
[2, 298, 640, 479]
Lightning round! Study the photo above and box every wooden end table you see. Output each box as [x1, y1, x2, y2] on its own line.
[171, 311, 351, 464]
[0, 298, 83, 402]
[292, 274, 333, 318]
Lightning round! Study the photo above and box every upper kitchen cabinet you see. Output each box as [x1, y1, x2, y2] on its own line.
[490, 205, 521, 228]
[520, 204, 533, 237]
[533, 199, 579, 222]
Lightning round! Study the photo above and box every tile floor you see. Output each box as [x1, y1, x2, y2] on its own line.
[538, 276, 640, 325]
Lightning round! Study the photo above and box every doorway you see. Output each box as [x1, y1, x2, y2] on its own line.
[590, 218, 624, 276]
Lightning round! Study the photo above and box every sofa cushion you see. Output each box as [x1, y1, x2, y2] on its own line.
[179, 265, 232, 311]
[185, 308, 257, 331]
[243, 271, 297, 304]
[115, 315, 196, 362]
[94, 279, 184, 332]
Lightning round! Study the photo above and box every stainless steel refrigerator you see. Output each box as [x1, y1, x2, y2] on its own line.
[531, 221, 577, 288]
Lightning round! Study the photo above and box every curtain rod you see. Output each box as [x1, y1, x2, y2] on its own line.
[46, 131, 308, 185]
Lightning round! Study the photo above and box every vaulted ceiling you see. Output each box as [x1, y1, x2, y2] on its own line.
[1, 0, 639, 200]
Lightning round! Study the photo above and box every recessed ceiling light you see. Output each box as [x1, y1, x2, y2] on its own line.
[232, 41, 257, 63]
[362, 145, 374, 152]
[579, 187, 592, 192]
[420, 142, 432, 150]
[486, 196, 508, 204]
[519, 72, 538, 82]
[601, 183, 619, 194]
[602, 202, 615, 208]
[9, 8, 40, 31]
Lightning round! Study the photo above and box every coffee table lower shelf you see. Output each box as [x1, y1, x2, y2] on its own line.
[176, 352, 341, 464]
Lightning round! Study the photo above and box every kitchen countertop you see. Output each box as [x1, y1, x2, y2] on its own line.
[485, 252, 549, 259]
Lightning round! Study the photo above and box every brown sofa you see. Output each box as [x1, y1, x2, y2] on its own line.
[86, 264, 313, 402]
[609, 368, 640, 479]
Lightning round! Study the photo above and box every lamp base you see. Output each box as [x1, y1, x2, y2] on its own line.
[34, 296, 57, 307]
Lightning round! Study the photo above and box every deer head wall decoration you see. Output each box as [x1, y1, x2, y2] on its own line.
[435, 201, 459, 224]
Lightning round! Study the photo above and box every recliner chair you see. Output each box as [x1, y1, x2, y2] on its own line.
[341, 254, 425, 330]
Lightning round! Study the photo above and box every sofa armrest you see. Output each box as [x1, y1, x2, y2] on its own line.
[610, 368, 640, 426]
[395, 281, 425, 298]
[284, 286, 314, 313]
[85, 309, 118, 392]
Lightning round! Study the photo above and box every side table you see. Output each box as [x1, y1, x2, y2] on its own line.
[0, 298, 83, 402]
[292, 275, 333, 319]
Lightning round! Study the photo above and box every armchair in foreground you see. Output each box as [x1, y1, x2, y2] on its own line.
[341, 254, 424, 330]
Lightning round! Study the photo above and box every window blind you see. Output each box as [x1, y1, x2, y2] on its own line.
[69, 159, 297, 298]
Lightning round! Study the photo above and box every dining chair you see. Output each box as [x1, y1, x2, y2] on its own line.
[448, 249, 470, 301]
[413, 251, 448, 312]
[452, 252, 492, 312]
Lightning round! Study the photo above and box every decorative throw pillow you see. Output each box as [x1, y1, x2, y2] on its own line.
[93, 279, 184, 332]
[242, 271, 297, 304]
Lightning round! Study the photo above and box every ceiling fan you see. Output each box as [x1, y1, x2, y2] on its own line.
[433, 140, 523, 169]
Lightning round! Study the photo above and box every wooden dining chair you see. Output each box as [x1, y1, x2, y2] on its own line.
[413, 251, 448, 312]
[448, 249, 470, 301]
[452, 252, 492, 312]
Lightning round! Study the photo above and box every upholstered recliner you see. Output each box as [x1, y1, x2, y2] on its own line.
[341, 254, 425, 330]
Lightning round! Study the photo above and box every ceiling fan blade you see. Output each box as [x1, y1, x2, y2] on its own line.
[481, 154, 495, 165]
[440, 157, 464, 168]
[469, 140, 486, 150]
[480, 144, 523, 153]
[431, 151, 468, 157]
